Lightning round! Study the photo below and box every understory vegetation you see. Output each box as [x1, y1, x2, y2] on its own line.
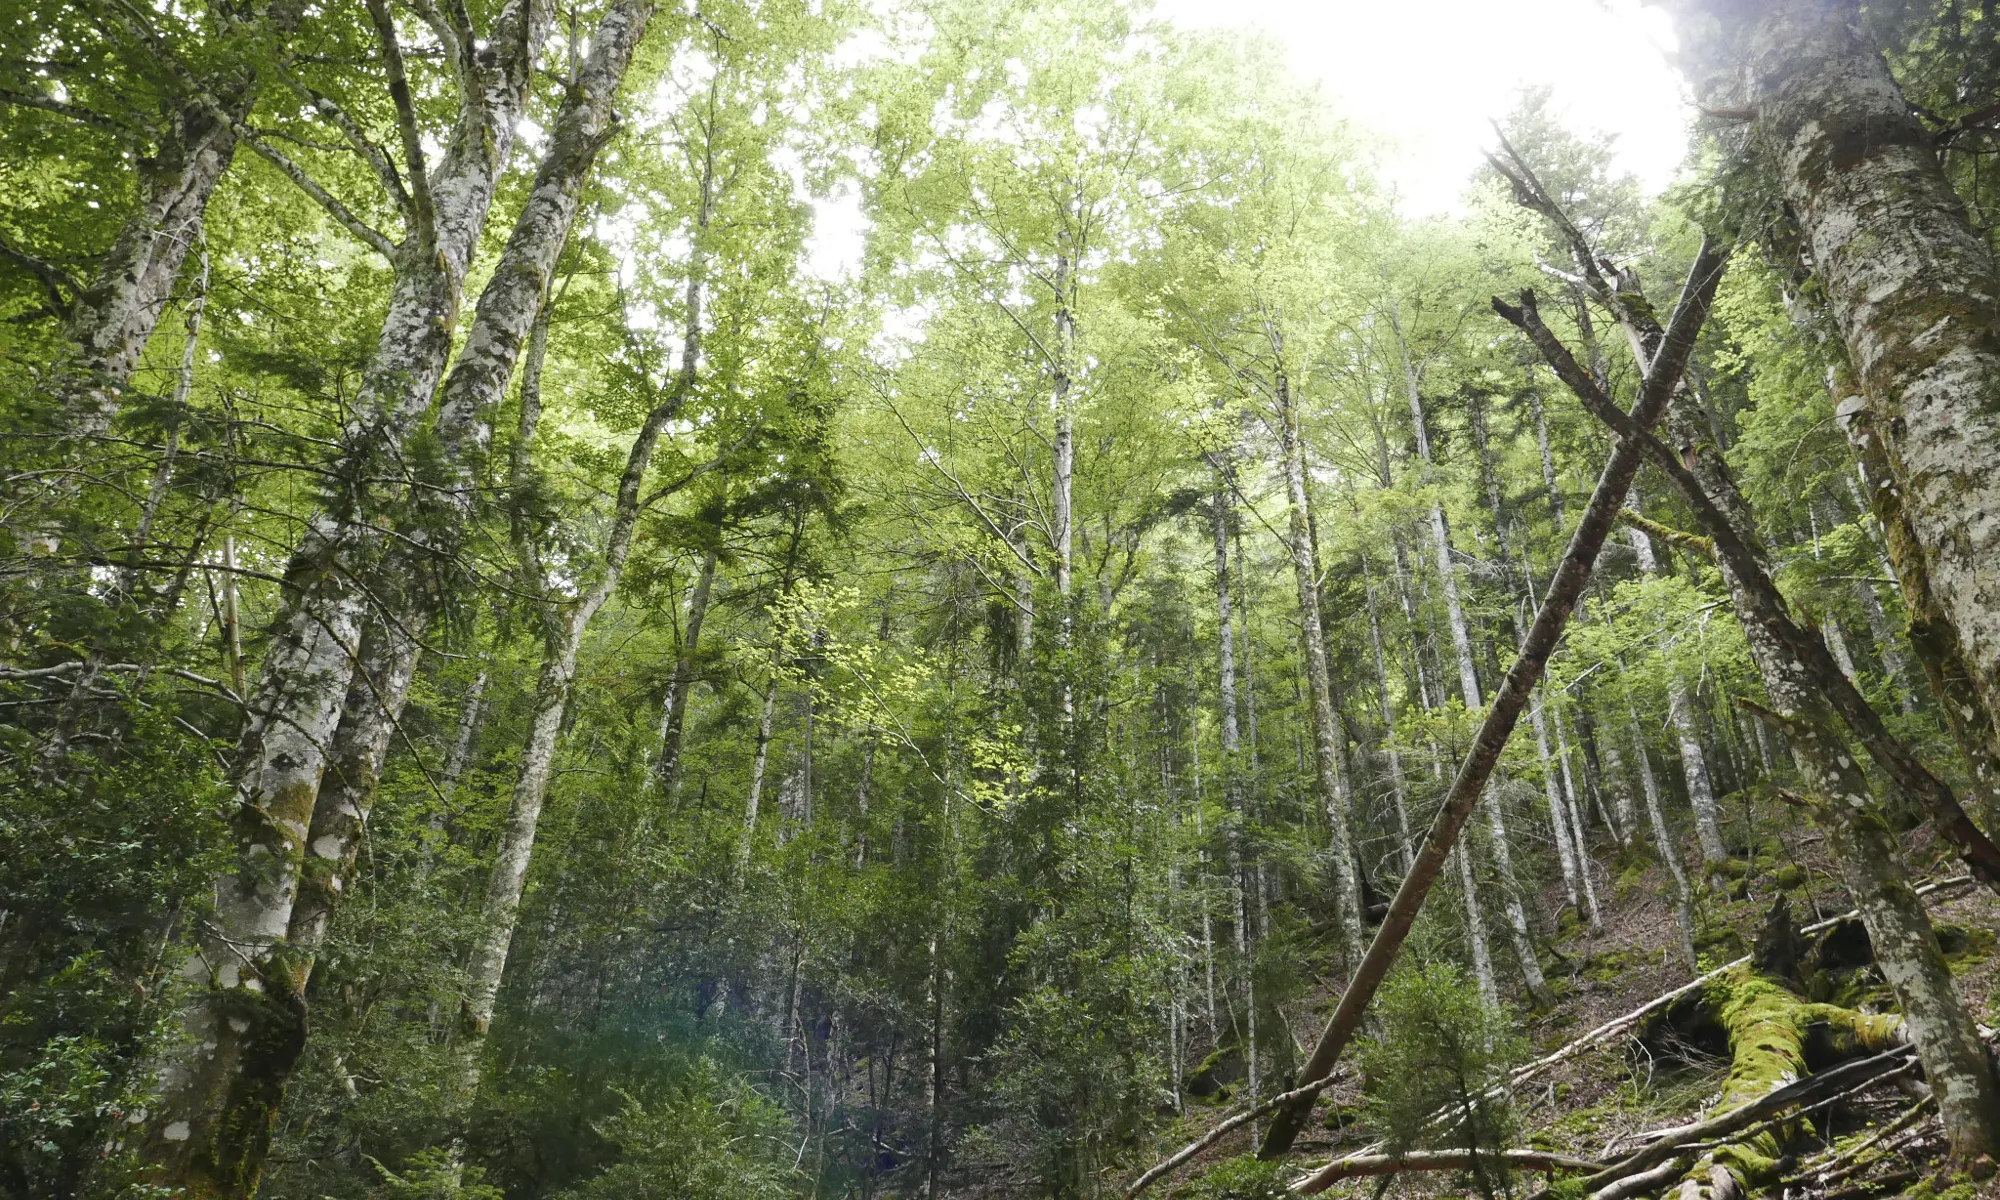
[7, 0, 2000, 1198]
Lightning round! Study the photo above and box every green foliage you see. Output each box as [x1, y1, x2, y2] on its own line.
[1359, 961, 1527, 1200]
[558, 1066, 794, 1200]
[1177, 1155, 1289, 1200]
[370, 1150, 505, 1200]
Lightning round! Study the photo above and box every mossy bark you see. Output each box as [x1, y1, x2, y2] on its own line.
[1677, 0, 2000, 776]
[1684, 967, 1906, 1196]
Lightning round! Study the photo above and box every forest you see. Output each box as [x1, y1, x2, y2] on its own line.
[7, 0, 2000, 1197]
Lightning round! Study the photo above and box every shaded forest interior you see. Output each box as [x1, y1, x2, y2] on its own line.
[9, 0, 2000, 1198]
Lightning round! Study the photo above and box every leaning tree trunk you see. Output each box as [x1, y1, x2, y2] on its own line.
[1679, 0, 2000, 767]
[461, 261, 697, 1056]
[1246, 236, 1728, 1162]
[1508, 286, 2000, 1165]
[56, 107, 236, 440]
[1403, 356, 1548, 1004]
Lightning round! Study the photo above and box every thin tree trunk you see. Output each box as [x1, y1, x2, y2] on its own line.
[1402, 343, 1547, 1003]
[1628, 505, 1729, 867]
[1252, 237, 1726, 1159]
[1212, 470, 1258, 1095]
[1273, 364, 1365, 965]
[658, 547, 719, 797]
[1365, 562, 1415, 874]
[1455, 839, 1500, 1010]
[1553, 704, 1604, 926]
[1632, 711, 1700, 969]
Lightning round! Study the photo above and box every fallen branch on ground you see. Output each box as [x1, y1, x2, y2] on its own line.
[1292, 1148, 1607, 1193]
[1523, 1047, 1920, 1200]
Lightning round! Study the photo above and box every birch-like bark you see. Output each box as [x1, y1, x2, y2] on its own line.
[1364, 563, 1415, 873]
[1254, 238, 1727, 1160]
[1627, 508, 1729, 866]
[294, 0, 660, 960]
[1513, 286, 2000, 1163]
[1552, 704, 1604, 924]
[1632, 712, 1700, 969]
[463, 196, 701, 1048]
[658, 547, 720, 798]
[1475, 397, 1589, 923]
[1273, 366, 1365, 965]
[1678, 0, 2000, 761]
[1212, 472, 1259, 1094]
[739, 679, 781, 870]
[1401, 336, 1547, 1002]
[134, 6, 653, 1178]
[1455, 838, 1500, 1010]
[1841, 398, 2000, 819]
[54, 68, 254, 440]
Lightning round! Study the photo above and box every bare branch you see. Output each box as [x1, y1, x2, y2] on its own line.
[364, 0, 437, 243]
[237, 126, 398, 259]
[0, 86, 132, 133]
[0, 233, 82, 310]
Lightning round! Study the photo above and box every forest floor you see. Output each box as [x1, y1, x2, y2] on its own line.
[1144, 821, 2000, 1200]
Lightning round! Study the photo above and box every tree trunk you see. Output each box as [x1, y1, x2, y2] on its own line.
[134, 2, 569, 1178]
[1212, 472, 1259, 1095]
[56, 108, 236, 440]
[1628, 507, 1730, 867]
[1512, 282, 2000, 1165]
[1455, 838, 1501, 1010]
[1633, 711, 1700, 969]
[1404, 355, 1547, 1003]
[1365, 562, 1416, 874]
[1274, 366, 1365, 965]
[1681, 0, 2000, 766]
[1254, 237, 1726, 1159]
[658, 547, 720, 798]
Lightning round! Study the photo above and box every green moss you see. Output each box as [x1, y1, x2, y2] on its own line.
[1775, 864, 1808, 889]
[1584, 948, 1644, 985]
[1934, 921, 1997, 965]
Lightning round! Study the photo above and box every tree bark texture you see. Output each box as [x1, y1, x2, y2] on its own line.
[1680, 0, 2000, 766]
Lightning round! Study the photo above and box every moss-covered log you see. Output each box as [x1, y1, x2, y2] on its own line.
[1668, 967, 1905, 1199]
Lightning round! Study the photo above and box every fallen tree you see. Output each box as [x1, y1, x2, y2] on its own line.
[1291, 1148, 1606, 1193]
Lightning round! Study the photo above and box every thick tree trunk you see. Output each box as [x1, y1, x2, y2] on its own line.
[1841, 398, 2000, 821]
[131, 5, 650, 1180]
[57, 107, 236, 439]
[1680, 0, 2000, 764]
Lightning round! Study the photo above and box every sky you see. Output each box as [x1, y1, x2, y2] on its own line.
[1149, 0, 1694, 215]
[802, 0, 1697, 279]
